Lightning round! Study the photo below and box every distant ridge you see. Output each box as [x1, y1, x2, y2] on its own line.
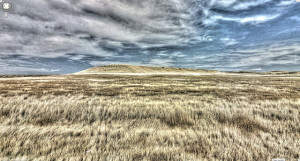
[78, 64, 218, 74]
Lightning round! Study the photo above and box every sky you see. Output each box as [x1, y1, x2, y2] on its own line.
[0, 0, 299, 74]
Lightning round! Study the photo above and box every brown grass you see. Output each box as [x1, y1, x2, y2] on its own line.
[0, 72, 299, 160]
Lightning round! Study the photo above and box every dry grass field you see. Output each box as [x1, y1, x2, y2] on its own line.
[0, 65, 299, 160]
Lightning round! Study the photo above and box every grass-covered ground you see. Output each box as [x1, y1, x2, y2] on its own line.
[0, 66, 299, 160]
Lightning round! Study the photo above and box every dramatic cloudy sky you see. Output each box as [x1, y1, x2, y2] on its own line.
[0, 0, 299, 74]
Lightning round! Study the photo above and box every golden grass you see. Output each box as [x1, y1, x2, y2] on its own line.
[0, 72, 299, 160]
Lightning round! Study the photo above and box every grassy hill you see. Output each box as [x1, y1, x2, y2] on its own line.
[78, 65, 300, 75]
[78, 64, 218, 73]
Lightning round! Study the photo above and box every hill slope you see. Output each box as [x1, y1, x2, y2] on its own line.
[78, 64, 218, 74]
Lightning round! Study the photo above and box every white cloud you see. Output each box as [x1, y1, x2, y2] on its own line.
[240, 15, 279, 24]
[148, 59, 173, 66]
[220, 38, 238, 46]
[208, 14, 279, 25]
[225, 41, 300, 67]
[251, 68, 262, 71]
[215, 0, 237, 7]
[278, 0, 296, 6]
[214, 0, 273, 10]
[170, 52, 186, 58]
[68, 55, 87, 61]
[0, 67, 59, 74]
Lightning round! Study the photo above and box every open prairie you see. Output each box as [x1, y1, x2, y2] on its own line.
[0, 66, 299, 160]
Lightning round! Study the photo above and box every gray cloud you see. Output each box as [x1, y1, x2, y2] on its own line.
[213, 41, 300, 69]
[0, 0, 299, 73]
[0, 0, 200, 58]
[1, 0, 278, 58]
